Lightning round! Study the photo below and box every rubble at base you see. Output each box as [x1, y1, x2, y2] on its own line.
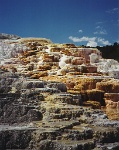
[0, 36, 119, 149]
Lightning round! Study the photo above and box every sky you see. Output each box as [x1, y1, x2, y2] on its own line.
[0, 0, 118, 47]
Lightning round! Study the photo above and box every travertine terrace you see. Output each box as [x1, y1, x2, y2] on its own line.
[0, 35, 119, 149]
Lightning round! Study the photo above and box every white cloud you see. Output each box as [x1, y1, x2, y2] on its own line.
[96, 21, 103, 24]
[69, 36, 111, 46]
[98, 38, 111, 45]
[79, 30, 83, 33]
[69, 36, 82, 42]
[113, 8, 118, 11]
[100, 30, 107, 35]
[69, 36, 97, 47]
[87, 41, 97, 47]
[94, 30, 107, 35]
[106, 7, 118, 13]
[93, 31, 98, 34]
[69, 36, 96, 43]
[94, 26, 107, 35]
[96, 26, 100, 29]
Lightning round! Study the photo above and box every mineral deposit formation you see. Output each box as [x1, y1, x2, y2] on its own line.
[0, 34, 119, 150]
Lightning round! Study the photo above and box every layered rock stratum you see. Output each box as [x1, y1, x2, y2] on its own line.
[0, 34, 119, 150]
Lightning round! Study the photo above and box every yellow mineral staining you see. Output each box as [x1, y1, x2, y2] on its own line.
[1, 37, 118, 110]
[38, 65, 51, 71]
[96, 80, 119, 93]
[18, 37, 52, 44]
[83, 101, 101, 109]
[50, 47, 64, 52]
[30, 71, 48, 79]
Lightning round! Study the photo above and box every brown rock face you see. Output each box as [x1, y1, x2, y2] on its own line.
[96, 80, 119, 108]
[74, 78, 99, 91]
[86, 89, 105, 106]
[86, 65, 97, 73]
[96, 80, 119, 93]
[104, 93, 119, 102]
[62, 43, 77, 48]
[71, 57, 86, 65]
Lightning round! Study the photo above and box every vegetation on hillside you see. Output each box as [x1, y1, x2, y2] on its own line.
[80, 42, 119, 62]
[97, 42, 119, 61]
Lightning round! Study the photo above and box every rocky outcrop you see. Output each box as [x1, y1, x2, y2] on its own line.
[85, 89, 105, 106]
[104, 93, 119, 102]
[96, 80, 119, 108]
[96, 80, 119, 93]
[0, 33, 20, 39]
[0, 36, 119, 149]
[96, 59, 119, 79]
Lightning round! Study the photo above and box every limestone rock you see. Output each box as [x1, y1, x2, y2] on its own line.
[86, 89, 105, 106]
[0, 33, 20, 39]
[90, 53, 99, 63]
[96, 80, 119, 93]
[0, 35, 119, 150]
[0, 130, 32, 149]
[71, 57, 86, 65]
[62, 43, 77, 48]
[104, 93, 119, 102]
[46, 82, 67, 92]
[97, 59, 119, 79]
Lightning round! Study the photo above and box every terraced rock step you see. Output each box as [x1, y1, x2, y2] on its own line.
[0, 128, 35, 149]
[37, 139, 95, 150]
[0, 36, 119, 149]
